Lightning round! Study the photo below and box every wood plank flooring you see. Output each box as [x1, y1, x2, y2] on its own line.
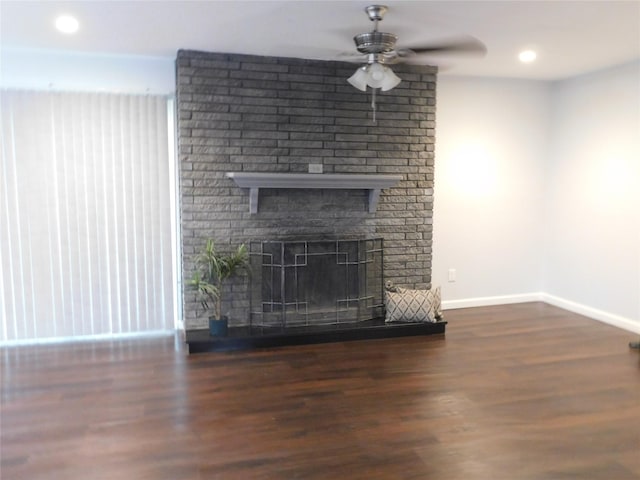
[2, 302, 639, 479]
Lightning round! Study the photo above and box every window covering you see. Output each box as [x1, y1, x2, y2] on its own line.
[1, 90, 175, 342]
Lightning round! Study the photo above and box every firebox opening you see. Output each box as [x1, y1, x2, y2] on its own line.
[249, 238, 384, 329]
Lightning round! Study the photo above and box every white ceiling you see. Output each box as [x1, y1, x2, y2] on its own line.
[1, 0, 639, 80]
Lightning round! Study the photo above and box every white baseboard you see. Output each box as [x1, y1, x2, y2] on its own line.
[442, 292, 640, 335]
[0, 329, 176, 347]
[442, 292, 543, 310]
[541, 293, 640, 335]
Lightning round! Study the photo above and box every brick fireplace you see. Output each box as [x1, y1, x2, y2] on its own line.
[176, 49, 438, 331]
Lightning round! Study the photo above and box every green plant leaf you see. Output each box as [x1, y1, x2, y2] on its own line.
[188, 239, 249, 319]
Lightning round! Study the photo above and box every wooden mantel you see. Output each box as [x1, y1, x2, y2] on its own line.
[226, 172, 402, 214]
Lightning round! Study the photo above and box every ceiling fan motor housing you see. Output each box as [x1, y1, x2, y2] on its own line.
[353, 32, 398, 54]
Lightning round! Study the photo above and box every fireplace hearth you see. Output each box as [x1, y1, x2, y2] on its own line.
[185, 236, 447, 353]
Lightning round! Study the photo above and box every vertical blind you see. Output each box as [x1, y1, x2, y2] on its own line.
[1, 90, 175, 342]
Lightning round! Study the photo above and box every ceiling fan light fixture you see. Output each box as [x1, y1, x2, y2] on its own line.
[366, 62, 386, 88]
[379, 67, 401, 91]
[347, 66, 369, 91]
[348, 62, 402, 92]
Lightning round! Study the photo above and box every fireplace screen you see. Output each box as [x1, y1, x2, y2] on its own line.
[249, 238, 384, 328]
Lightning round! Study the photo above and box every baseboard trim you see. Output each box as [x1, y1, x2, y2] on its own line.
[541, 294, 640, 335]
[442, 293, 543, 310]
[442, 292, 639, 335]
[0, 330, 176, 347]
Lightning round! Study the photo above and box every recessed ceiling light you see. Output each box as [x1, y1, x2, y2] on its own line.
[519, 50, 537, 63]
[55, 15, 79, 34]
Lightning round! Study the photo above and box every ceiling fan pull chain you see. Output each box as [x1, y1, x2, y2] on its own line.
[371, 87, 377, 123]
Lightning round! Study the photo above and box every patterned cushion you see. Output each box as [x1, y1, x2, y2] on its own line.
[385, 286, 442, 323]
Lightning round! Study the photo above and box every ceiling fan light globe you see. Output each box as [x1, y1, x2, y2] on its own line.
[366, 63, 387, 88]
[347, 66, 369, 91]
[380, 68, 401, 91]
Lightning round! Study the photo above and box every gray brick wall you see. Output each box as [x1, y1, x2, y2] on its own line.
[177, 50, 437, 329]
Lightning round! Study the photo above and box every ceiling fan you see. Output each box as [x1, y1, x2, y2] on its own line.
[344, 5, 486, 119]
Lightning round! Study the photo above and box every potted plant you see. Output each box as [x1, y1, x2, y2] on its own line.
[188, 239, 249, 336]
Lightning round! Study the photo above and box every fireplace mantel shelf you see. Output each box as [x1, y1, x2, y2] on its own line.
[226, 172, 402, 214]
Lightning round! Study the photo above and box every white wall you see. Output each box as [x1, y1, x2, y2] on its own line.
[434, 63, 640, 333]
[0, 48, 175, 94]
[544, 62, 640, 330]
[433, 77, 550, 307]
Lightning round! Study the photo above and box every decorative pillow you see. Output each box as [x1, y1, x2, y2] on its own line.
[385, 286, 442, 323]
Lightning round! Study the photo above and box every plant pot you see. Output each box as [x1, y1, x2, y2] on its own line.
[209, 317, 228, 337]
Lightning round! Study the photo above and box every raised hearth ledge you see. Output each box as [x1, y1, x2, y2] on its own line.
[226, 172, 403, 214]
[186, 319, 447, 353]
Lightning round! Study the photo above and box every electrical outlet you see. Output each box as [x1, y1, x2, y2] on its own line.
[308, 163, 323, 174]
[448, 268, 457, 282]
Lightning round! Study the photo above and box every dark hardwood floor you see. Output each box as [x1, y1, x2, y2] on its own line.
[2, 302, 639, 479]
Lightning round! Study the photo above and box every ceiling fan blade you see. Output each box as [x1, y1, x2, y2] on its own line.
[336, 51, 369, 63]
[397, 36, 487, 57]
